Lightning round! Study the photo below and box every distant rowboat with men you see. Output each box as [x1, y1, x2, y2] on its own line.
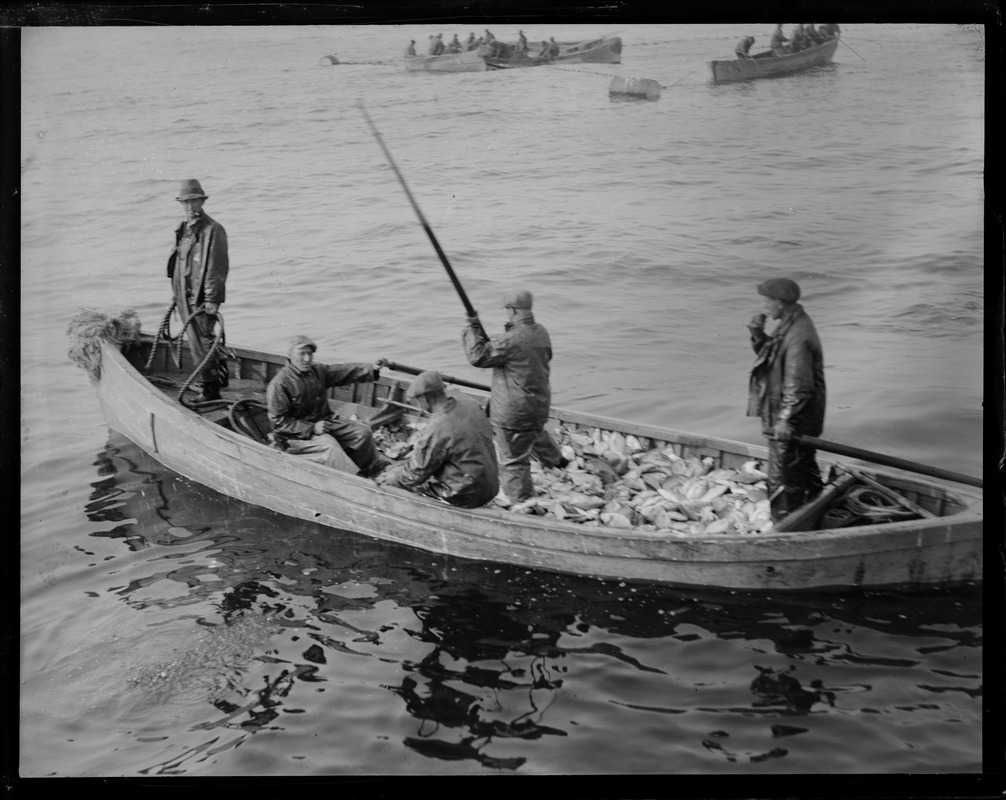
[711, 32, 840, 84]
[404, 34, 622, 73]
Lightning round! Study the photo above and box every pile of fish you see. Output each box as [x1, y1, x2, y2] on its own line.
[373, 418, 775, 535]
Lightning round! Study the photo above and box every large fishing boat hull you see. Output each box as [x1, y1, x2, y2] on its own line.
[710, 37, 839, 84]
[404, 50, 487, 73]
[89, 334, 982, 592]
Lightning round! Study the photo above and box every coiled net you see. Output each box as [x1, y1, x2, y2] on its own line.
[66, 308, 142, 381]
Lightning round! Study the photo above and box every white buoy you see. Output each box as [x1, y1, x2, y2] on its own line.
[319, 55, 340, 66]
[608, 76, 661, 100]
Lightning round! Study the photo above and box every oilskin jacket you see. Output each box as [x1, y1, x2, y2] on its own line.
[167, 213, 229, 309]
[266, 361, 379, 440]
[747, 304, 826, 436]
[463, 310, 552, 431]
[385, 393, 500, 508]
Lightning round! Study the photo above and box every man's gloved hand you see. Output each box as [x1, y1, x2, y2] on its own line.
[748, 312, 767, 332]
[202, 302, 219, 318]
[773, 418, 794, 442]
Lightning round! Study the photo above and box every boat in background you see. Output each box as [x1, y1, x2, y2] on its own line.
[484, 35, 623, 68]
[403, 36, 622, 73]
[72, 317, 983, 593]
[404, 49, 488, 73]
[710, 37, 839, 84]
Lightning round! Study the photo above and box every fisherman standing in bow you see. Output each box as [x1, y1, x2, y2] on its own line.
[746, 278, 826, 522]
[463, 289, 566, 504]
[376, 371, 499, 507]
[167, 179, 229, 402]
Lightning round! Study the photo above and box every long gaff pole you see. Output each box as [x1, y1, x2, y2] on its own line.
[357, 102, 481, 322]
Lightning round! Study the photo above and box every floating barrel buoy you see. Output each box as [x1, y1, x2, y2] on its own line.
[608, 76, 660, 100]
[319, 55, 340, 66]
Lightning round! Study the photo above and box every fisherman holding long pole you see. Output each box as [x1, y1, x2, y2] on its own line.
[358, 103, 566, 504]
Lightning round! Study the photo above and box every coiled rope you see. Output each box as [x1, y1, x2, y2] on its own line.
[143, 300, 233, 411]
[144, 300, 180, 371]
[842, 485, 917, 523]
[174, 310, 233, 410]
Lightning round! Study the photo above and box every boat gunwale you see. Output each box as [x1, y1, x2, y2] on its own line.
[107, 337, 983, 552]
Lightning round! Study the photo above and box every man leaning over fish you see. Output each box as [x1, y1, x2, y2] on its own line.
[376, 370, 499, 508]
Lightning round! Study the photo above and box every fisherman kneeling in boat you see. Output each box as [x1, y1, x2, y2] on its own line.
[266, 335, 389, 478]
[376, 371, 499, 507]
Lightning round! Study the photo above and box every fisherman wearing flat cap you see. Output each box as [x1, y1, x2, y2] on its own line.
[463, 289, 566, 503]
[746, 278, 826, 522]
[266, 335, 389, 477]
[167, 179, 229, 402]
[376, 371, 499, 507]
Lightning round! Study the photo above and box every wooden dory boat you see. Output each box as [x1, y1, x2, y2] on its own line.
[404, 49, 488, 73]
[484, 35, 623, 68]
[710, 37, 839, 84]
[82, 330, 982, 592]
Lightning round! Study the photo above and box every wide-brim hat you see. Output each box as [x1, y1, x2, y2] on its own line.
[177, 179, 208, 201]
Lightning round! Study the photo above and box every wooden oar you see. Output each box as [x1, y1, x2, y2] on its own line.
[796, 434, 982, 489]
[382, 360, 490, 392]
[357, 102, 487, 337]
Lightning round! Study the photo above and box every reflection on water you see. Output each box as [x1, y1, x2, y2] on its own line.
[74, 432, 982, 774]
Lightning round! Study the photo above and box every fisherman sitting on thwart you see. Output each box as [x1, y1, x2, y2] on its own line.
[266, 335, 389, 478]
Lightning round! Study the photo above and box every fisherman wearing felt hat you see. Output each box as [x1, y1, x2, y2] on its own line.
[167, 178, 229, 402]
[462, 288, 566, 504]
[376, 371, 500, 507]
[746, 277, 826, 522]
[265, 335, 390, 477]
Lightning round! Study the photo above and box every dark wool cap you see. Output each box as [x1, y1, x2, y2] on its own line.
[757, 278, 801, 303]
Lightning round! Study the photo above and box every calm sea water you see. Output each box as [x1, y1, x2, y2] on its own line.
[20, 24, 985, 777]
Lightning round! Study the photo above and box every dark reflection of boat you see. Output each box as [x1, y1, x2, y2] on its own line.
[85, 433, 981, 769]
